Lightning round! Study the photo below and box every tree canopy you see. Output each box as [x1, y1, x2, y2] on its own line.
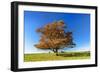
[34, 20, 76, 56]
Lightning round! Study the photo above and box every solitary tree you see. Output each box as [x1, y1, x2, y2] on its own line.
[34, 20, 76, 56]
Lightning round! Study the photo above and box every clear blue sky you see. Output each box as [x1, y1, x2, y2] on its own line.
[24, 11, 90, 53]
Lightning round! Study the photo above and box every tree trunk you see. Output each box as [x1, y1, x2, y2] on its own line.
[55, 49, 58, 56]
[53, 49, 59, 56]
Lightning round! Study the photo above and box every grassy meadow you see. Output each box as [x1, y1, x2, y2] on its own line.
[24, 51, 90, 62]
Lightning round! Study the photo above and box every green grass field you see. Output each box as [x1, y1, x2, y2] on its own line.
[24, 51, 90, 62]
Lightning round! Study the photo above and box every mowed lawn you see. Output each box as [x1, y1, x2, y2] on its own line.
[24, 51, 90, 62]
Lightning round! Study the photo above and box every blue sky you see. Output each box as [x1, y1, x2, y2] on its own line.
[24, 11, 90, 53]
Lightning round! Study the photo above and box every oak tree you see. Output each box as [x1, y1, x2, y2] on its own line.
[34, 20, 75, 56]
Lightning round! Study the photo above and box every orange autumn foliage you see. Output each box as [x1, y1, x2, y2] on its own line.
[34, 20, 75, 55]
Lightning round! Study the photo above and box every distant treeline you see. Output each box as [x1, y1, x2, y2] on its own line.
[57, 51, 90, 57]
